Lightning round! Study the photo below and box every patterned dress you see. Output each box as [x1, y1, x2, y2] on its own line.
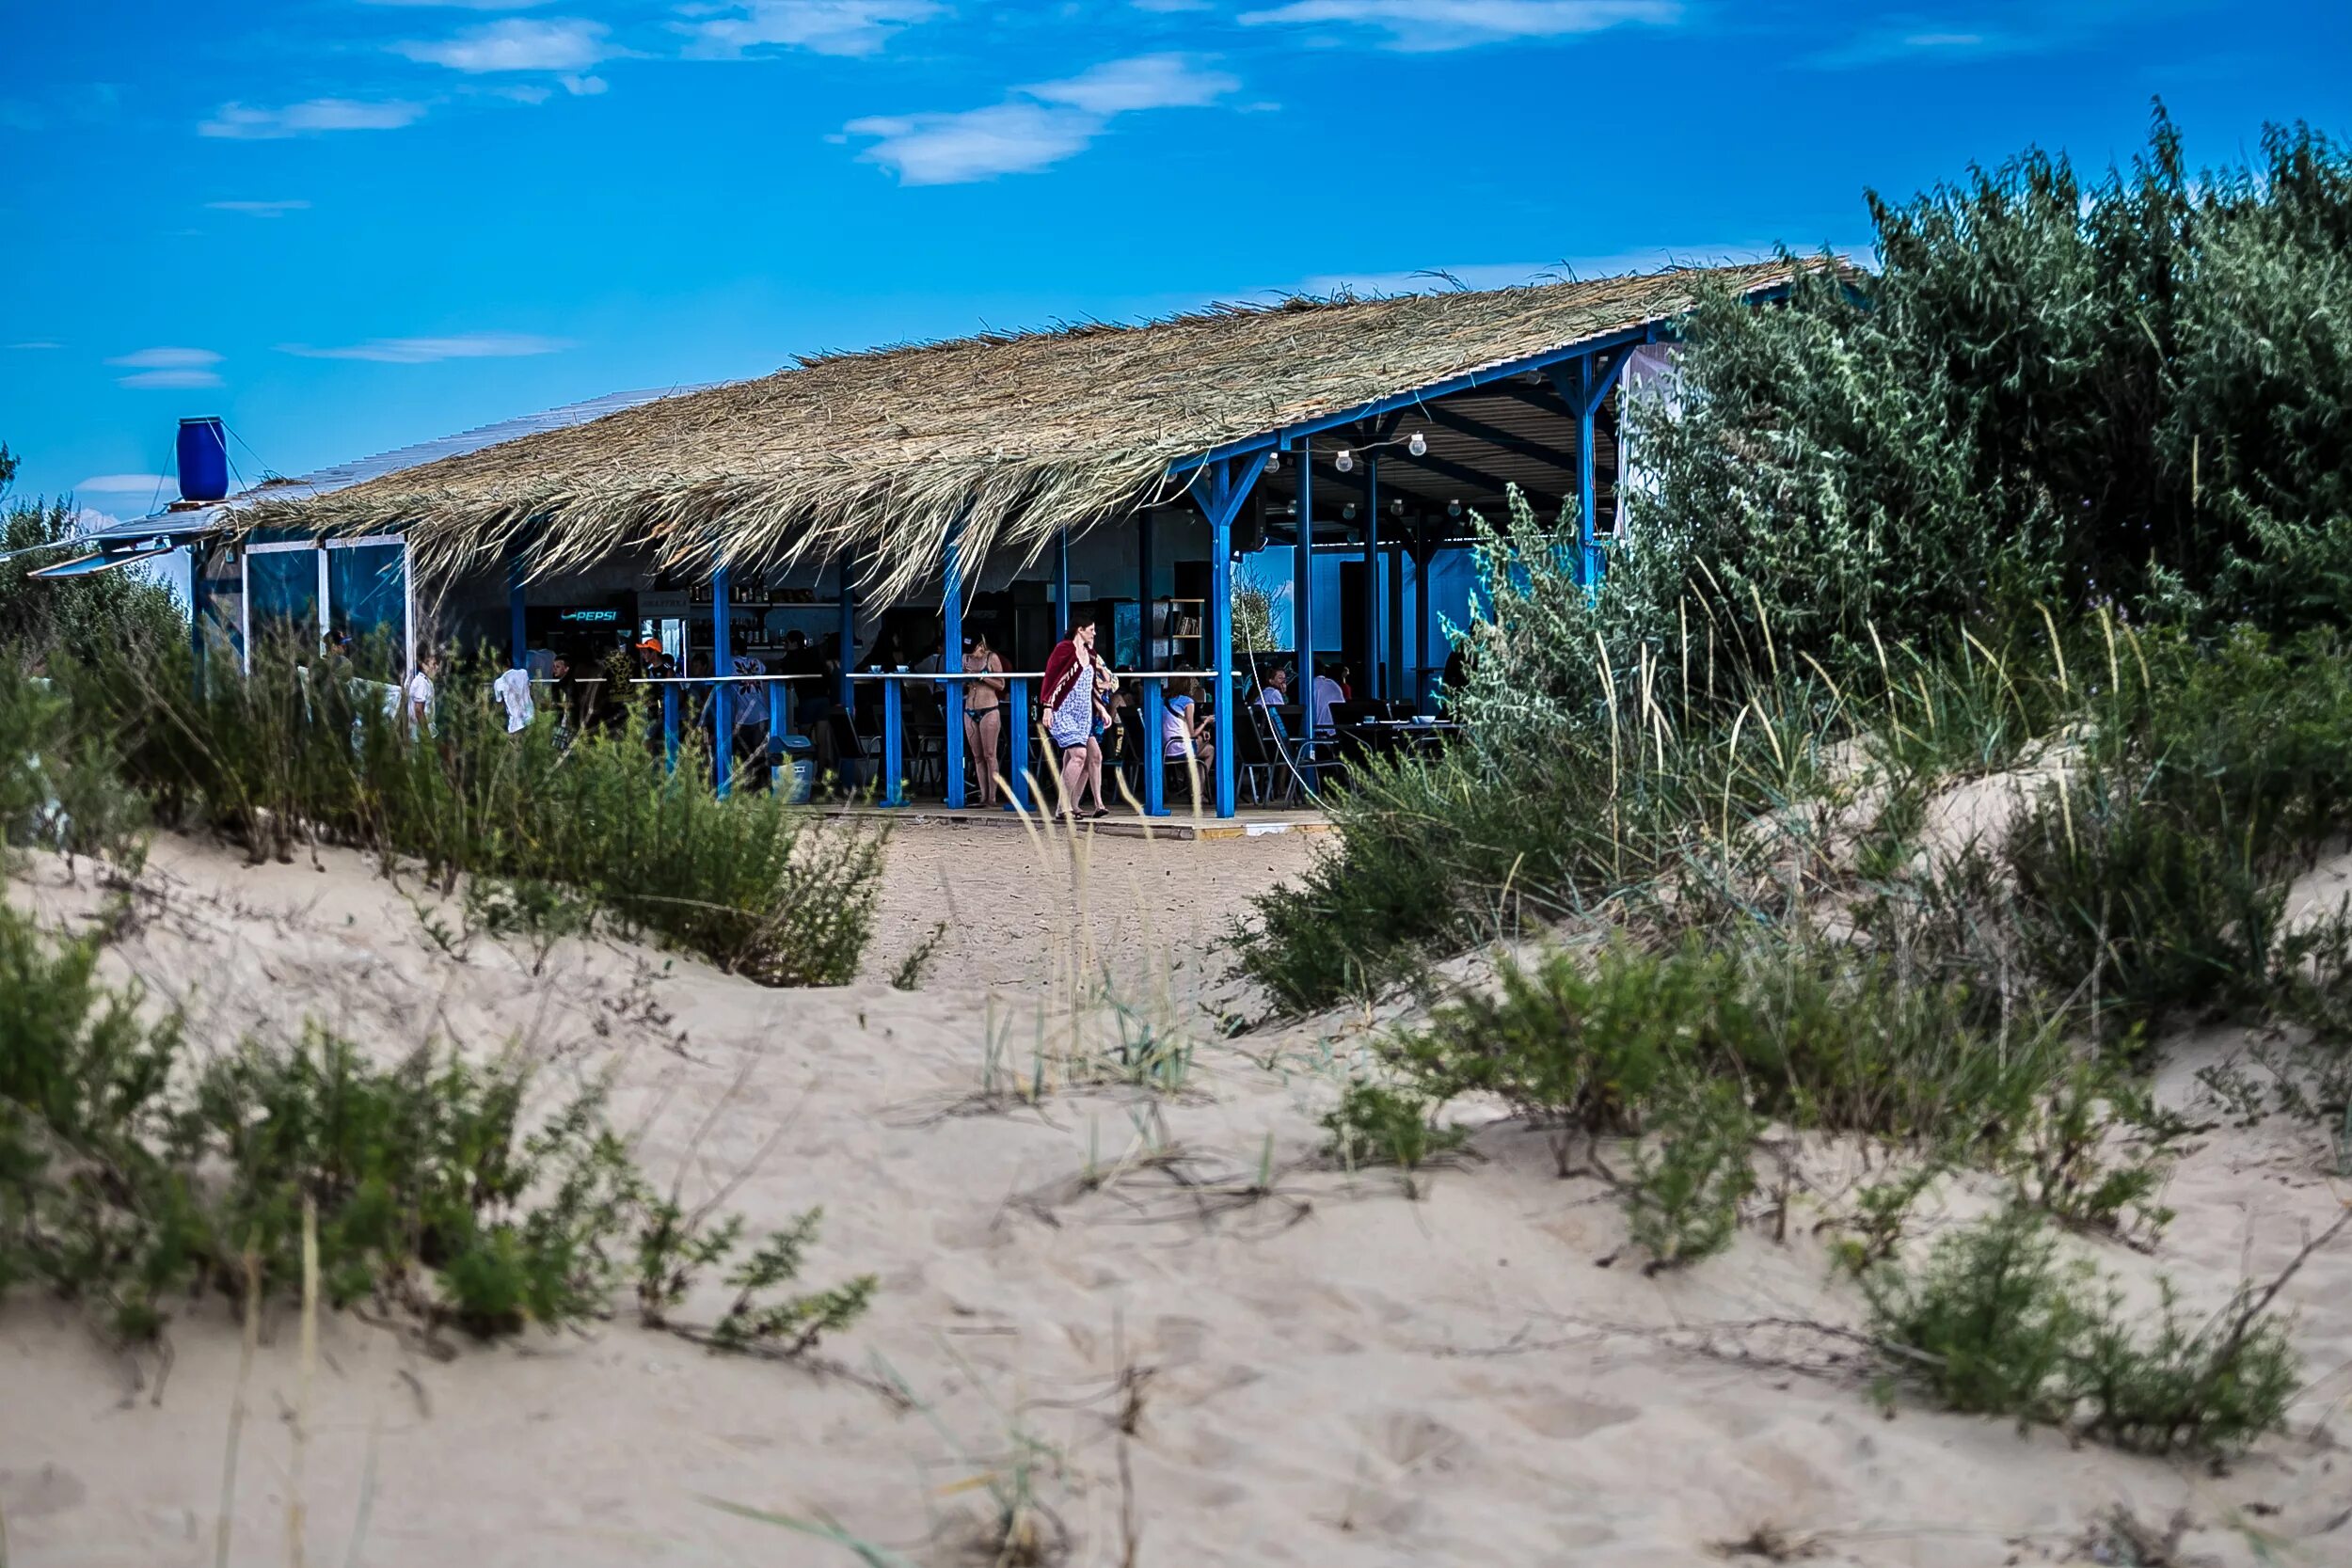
[1047, 661, 1097, 750]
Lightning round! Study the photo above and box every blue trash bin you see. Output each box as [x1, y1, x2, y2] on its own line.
[774, 734, 816, 804]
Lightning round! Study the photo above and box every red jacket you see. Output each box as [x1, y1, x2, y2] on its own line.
[1041, 639, 1082, 711]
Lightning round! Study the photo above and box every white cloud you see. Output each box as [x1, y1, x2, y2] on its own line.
[108, 347, 225, 389]
[561, 72, 609, 95]
[1026, 54, 1239, 115]
[848, 103, 1102, 185]
[850, 54, 1238, 185]
[199, 99, 426, 138]
[10, 341, 63, 350]
[278, 332, 574, 364]
[1237, 0, 1679, 50]
[396, 17, 612, 72]
[74, 473, 178, 494]
[681, 1, 944, 59]
[206, 198, 311, 217]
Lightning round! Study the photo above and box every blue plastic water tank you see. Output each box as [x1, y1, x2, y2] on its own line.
[176, 418, 230, 502]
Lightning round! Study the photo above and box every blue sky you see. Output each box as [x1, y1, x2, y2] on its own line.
[6, 0, 2348, 522]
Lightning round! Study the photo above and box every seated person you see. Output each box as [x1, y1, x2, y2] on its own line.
[1163, 680, 1215, 798]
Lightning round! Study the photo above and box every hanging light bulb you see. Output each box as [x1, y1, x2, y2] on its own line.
[1407, 431, 1427, 457]
[1447, 499, 1463, 518]
[1335, 448, 1355, 473]
[1391, 498, 1405, 515]
[1343, 503, 1357, 520]
[1265, 451, 1279, 472]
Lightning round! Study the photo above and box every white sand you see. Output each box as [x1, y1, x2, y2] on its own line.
[3, 831, 2348, 1568]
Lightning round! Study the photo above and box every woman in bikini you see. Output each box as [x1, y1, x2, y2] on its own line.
[961, 632, 1009, 808]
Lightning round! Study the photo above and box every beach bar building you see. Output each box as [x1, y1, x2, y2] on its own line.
[63, 262, 1803, 819]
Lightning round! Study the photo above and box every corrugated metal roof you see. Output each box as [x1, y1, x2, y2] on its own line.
[90, 386, 708, 542]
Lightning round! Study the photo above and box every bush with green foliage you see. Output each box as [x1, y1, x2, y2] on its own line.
[1864, 1208, 2300, 1455]
[1319, 1079, 1468, 1196]
[55, 634, 883, 986]
[0, 898, 874, 1352]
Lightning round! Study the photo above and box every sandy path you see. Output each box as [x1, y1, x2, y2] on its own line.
[2, 836, 2348, 1568]
[862, 819, 1321, 1003]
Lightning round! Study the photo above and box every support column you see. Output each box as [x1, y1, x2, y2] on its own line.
[1141, 677, 1167, 818]
[1577, 356, 1600, 588]
[943, 516, 966, 810]
[1362, 453, 1380, 702]
[1181, 449, 1267, 820]
[506, 551, 528, 668]
[1295, 441, 1317, 767]
[1008, 679, 1031, 811]
[1386, 537, 1406, 709]
[711, 561, 733, 797]
[1416, 525, 1435, 715]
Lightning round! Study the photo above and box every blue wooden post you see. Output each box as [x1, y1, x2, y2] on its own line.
[1295, 442, 1317, 774]
[1576, 356, 1598, 588]
[506, 552, 528, 668]
[189, 552, 212, 693]
[1137, 509, 1155, 673]
[835, 553, 857, 709]
[662, 684, 679, 769]
[1008, 677, 1031, 810]
[943, 516, 966, 810]
[1196, 451, 1266, 820]
[768, 684, 787, 793]
[1416, 527, 1434, 715]
[711, 561, 733, 798]
[882, 679, 905, 807]
[1141, 677, 1167, 817]
[1054, 529, 1072, 630]
[1363, 452, 1381, 701]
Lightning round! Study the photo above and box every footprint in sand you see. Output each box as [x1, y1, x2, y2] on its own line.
[0, 1464, 87, 1520]
[1500, 1394, 1642, 1442]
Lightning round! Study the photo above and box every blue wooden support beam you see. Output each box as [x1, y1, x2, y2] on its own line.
[663, 684, 680, 770]
[942, 515, 966, 810]
[1420, 403, 1581, 472]
[882, 680, 905, 807]
[1183, 449, 1268, 818]
[1008, 678, 1031, 810]
[1362, 453, 1381, 701]
[1294, 441, 1316, 776]
[1415, 524, 1435, 714]
[711, 561, 734, 797]
[1140, 677, 1167, 818]
[506, 552, 528, 668]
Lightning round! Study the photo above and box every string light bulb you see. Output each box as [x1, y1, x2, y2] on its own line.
[1448, 499, 1463, 518]
[1391, 498, 1405, 515]
[1407, 431, 1427, 457]
[1335, 448, 1355, 474]
[1266, 451, 1279, 472]
[1343, 502, 1357, 520]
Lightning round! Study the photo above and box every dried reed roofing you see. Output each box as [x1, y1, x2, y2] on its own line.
[246, 261, 1799, 602]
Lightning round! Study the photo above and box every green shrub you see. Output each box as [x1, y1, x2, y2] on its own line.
[1623, 1074, 1757, 1271]
[1319, 1079, 1468, 1196]
[1863, 1208, 2299, 1455]
[0, 900, 872, 1350]
[58, 637, 883, 986]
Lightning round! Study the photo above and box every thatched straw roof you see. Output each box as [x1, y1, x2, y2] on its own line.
[244, 261, 1799, 602]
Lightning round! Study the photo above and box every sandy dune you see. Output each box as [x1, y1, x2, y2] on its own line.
[3, 830, 2349, 1568]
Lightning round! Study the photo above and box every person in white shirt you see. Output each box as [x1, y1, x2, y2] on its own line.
[1310, 665, 1344, 735]
[492, 663, 535, 735]
[1163, 682, 1215, 799]
[403, 652, 438, 735]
